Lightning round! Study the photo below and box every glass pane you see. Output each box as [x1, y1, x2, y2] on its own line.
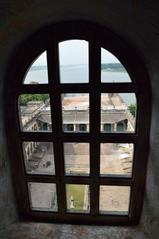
[24, 52, 48, 84]
[59, 40, 88, 83]
[62, 94, 89, 132]
[66, 184, 90, 213]
[19, 94, 52, 132]
[23, 142, 55, 175]
[101, 93, 136, 133]
[28, 183, 57, 211]
[64, 143, 89, 175]
[99, 186, 130, 214]
[101, 48, 131, 83]
[100, 143, 133, 176]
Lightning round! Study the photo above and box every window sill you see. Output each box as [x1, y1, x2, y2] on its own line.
[0, 221, 144, 239]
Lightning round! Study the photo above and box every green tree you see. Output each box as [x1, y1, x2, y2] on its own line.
[128, 104, 136, 117]
[20, 94, 49, 106]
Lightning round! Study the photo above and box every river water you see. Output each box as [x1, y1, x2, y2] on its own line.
[24, 65, 136, 105]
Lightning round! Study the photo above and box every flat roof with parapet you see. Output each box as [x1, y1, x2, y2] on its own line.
[38, 111, 128, 124]
[62, 94, 127, 110]
[21, 94, 130, 125]
[37, 94, 128, 124]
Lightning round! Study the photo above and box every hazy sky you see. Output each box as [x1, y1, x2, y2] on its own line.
[33, 40, 119, 66]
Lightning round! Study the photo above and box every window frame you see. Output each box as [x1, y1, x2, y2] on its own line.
[5, 21, 151, 225]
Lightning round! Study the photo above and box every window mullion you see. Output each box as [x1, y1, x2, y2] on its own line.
[89, 42, 101, 215]
[47, 41, 66, 214]
[101, 83, 137, 93]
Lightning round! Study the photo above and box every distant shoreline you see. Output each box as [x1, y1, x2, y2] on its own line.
[30, 63, 126, 73]
[101, 63, 126, 72]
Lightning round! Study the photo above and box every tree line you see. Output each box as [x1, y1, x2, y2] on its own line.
[20, 94, 49, 106]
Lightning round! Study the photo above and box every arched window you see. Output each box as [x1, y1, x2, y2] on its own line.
[5, 22, 151, 225]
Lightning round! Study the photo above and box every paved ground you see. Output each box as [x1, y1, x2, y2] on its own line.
[29, 183, 57, 211]
[26, 142, 133, 213]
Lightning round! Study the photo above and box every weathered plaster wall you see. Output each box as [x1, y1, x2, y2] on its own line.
[0, 0, 159, 238]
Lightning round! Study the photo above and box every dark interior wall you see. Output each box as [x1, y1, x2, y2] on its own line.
[0, 0, 159, 237]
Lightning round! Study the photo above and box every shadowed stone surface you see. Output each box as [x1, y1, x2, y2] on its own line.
[0, 222, 151, 239]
